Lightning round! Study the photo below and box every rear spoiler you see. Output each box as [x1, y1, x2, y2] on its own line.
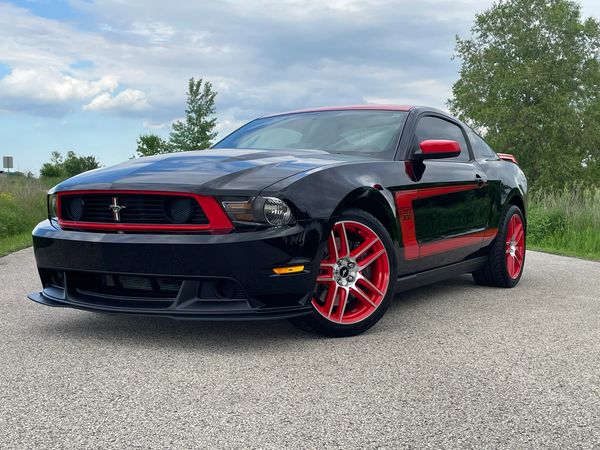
[497, 153, 518, 164]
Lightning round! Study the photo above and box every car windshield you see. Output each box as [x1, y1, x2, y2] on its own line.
[213, 110, 408, 156]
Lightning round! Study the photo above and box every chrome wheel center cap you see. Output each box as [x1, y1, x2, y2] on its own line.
[333, 258, 358, 287]
[509, 241, 517, 256]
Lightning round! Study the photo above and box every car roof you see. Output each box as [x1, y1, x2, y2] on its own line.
[262, 104, 415, 118]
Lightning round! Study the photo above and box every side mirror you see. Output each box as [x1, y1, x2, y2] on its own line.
[415, 140, 461, 160]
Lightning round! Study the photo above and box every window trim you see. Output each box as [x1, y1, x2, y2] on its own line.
[407, 112, 474, 163]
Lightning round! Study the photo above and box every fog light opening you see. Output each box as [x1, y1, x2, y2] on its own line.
[214, 280, 237, 299]
[50, 271, 65, 288]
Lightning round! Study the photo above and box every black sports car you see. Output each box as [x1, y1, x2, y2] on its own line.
[28, 105, 527, 336]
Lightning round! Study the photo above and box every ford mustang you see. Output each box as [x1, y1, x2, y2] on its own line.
[28, 105, 527, 336]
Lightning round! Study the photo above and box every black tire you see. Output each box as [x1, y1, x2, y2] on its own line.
[472, 205, 526, 288]
[291, 209, 398, 337]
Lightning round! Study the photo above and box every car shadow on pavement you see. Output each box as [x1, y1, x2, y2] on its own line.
[36, 274, 478, 349]
[391, 273, 477, 307]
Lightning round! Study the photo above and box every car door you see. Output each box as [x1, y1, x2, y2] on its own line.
[394, 113, 494, 273]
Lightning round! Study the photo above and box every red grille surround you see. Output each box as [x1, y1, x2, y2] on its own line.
[56, 190, 233, 233]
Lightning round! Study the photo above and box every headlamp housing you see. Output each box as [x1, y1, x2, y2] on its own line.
[48, 193, 58, 221]
[221, 196, 294, 227]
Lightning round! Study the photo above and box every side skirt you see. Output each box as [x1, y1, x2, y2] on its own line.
[395, 256, 487, 293]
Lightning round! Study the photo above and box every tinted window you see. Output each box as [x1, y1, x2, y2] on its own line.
[214, 110, 408, 157]
[414, 116, 470, 162]
[467, 129, 497, 160]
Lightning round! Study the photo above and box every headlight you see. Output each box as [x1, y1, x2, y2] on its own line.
[221, 196, 294, 227]
[263, 197, 292, 226]
[48, 194, 58, 220]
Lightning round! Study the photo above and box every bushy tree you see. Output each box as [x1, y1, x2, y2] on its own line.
[135, 134, 170, 157]
[133, 77, 219, 157]
[62, 151, 101, 178]
[169, 78, 218, 151]
[449, 0, 600, 189]
[39, 151, 101, 178]
[40, 151, 65, 178]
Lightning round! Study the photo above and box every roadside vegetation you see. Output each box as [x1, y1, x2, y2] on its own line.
[528, 188, 600, 261]
[0, 176, 59, 257]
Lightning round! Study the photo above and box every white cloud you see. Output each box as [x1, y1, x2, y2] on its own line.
[142, 120, 167, 129]
[4, 0, 597, 128]
[364, 79, 453, 111]
[84, 89, 150, 113]
[214, 116, 246, 139]
[0, 67, 117, 102]
[130, 21, 176, 45]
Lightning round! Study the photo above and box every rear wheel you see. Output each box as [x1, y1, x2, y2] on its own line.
[294, 209, 398, 337]
[473, 205, 526, 288]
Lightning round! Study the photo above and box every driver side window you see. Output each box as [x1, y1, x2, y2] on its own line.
[414, 116, 470, 162]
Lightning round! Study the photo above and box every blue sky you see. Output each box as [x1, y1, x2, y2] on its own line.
[1, 0, 599, 174]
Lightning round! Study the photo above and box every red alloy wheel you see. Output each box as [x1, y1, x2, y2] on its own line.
[505, 213, 525, 279]
[312, 220, 391, 325]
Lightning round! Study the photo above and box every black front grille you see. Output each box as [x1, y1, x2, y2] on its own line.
[60, 193, 209, 225]
[55, 271, 250, 311]
[73, 272, 184, 299]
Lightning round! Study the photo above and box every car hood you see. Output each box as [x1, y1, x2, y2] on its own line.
[53, 148, 371, 195]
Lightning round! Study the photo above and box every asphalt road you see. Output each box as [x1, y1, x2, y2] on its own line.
[1, 248, 599, 449]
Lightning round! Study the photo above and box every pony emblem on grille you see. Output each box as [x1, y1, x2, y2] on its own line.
[108, 197, 126, 222]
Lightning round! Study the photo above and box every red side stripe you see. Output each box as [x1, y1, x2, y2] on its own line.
[394, 189, 419, 259]
[393, 184, 497, 260]
[420, 230, 496, 257]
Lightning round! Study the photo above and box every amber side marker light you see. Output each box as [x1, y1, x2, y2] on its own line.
[273, 265, 305, 275]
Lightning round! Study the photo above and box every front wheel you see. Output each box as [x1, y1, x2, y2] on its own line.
[293, 209, 398, 337]
[473, 204, 526, 288]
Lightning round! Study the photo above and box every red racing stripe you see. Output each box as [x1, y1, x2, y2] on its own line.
[393, 184, 497, 259]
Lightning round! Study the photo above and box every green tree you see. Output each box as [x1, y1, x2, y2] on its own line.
[169, 78, 218, 151]
[40, 151, 65, 178]
[39, 164, 64, 178]
[449, 0, 600, 189]
[62, 151, 101, 178]
[135, 134, 170, 157]
[39, 151, 101, 178]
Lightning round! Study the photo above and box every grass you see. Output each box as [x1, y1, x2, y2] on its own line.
[527, 187, 600, 261]
[0, 176, 60, 257]
[0, 231, 35, 257]
[1, 176, 599, 261]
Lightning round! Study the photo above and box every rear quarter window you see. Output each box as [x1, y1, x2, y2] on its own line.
[467, 129, 498, 160]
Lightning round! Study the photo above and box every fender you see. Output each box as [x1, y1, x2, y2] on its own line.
[330, 186, 401, 242]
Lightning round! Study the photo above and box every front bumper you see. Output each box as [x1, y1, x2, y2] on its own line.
[28, 219, 327, 320]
